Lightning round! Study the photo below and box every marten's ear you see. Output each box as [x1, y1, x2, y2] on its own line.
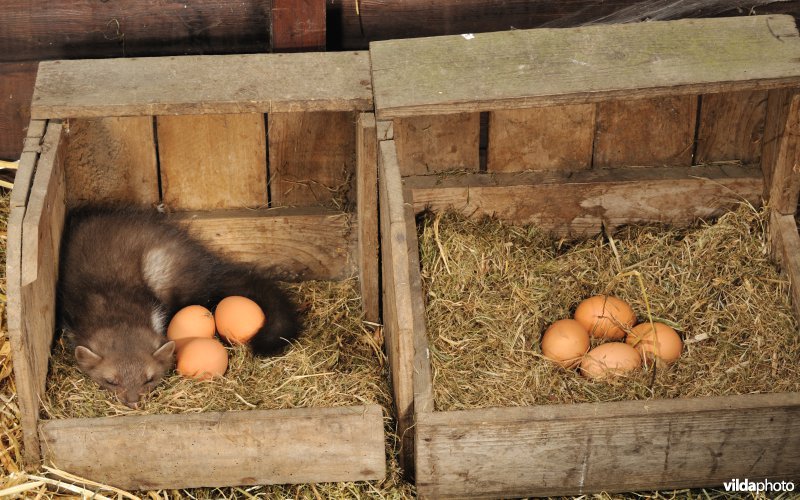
[153, 341, 175, 363]
[75, 346, 102, 369]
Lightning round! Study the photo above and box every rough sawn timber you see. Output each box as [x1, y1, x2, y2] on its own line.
[414, 393, 800, 498]
[370, 15, 800, 119]
[406, 164, 763, 236]
[31, 52, 373, 118]
[39, 405, 386, 490]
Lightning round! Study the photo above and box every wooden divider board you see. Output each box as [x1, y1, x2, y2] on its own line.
[356, 113, 380, 322]
[487, 105, 595, 172]
[40, 405, 386, 490]
[695, 90, 768, 164]
[175, 208, 356, 281]
[158, 113, 267, 210]
[268, 112, 355, 207]
[406, 164, 763, 236]
[414, 393, 800, 498]
[593, 96, 697, 168]
[393, 113, 480, 175]
[766, 93, 800, 214]
[370, 15, 800, 119]
[13, 122, 66, 465]
[771, 212, 800, 321]
[32, 52, 373, 118]
[64, 117, 159, 207]
[6, 119, 48, 465]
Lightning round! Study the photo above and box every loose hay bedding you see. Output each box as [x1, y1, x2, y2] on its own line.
[418, 204, 800, 412]
[44, 279, 387, 418]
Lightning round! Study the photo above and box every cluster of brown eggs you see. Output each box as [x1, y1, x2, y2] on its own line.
[541, 295, 683, 380]
[167, 296, 266, 379]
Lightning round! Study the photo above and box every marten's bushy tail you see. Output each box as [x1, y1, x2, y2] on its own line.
[208, 262, 303, 356]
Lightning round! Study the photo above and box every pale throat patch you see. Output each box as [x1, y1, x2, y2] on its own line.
[142, 246, 175, 302]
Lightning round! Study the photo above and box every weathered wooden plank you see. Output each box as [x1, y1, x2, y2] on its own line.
[64, 117, 159, 207]
[487, 105, 595, 172]
[0, 61, 37, 160]
[15, 122, 66, 465]
[270, 0, 326, 51]
[158, 113, 267, 211]
[175, 208, 356, 282]
[762, 88, 795, 199]
[0, 1, 273, 62]
[268, 112, 355, 207]
[406, 164, 763, 236]
[767, 94, 800, 214]
[695, 90, 768, 164]
[31, 53, 372, 118]
[356, 113, 379, 322]
[6, 119, 47, 466]
[378, 139, 420, 471]
[370, 15, 800, 119]
[593, 96, 697, 168]
[415, 393, 800, 498]
[40, 405, 386, 490]
[393, 114, 480, 175]
[770, 211, 800, 321]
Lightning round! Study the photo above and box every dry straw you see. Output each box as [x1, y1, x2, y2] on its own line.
[418, 204, 800, 411]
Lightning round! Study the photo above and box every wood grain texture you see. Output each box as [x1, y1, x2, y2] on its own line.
[356, 113, 380, 322]
[487, 105, 596, 172]
[39, 405, 386, 490]
[767, 94, 800, 214]
[158, 113, 267, 211]
[370, 15, 800, 119]
[271, 0, 326, 51]
[770, 211, 800, 321]
[268, 112, 356, 207]
[378, 140, 425, 471]
[415, 393, 800, 498]
[32, 53, 372, 119]
[0, 61, 37, 160]
[5, 119, 47, 466]
[762, 88, 794, 199]
[175, 208, 356, 282]
[695, 90, 768, 164]
[393, 114, 480, 175]
[16, 122, 66, 465]
[593, 96, 697, 168]
[0, 1, 272, 62]
[64, 117, 159, 207]
[407, 164, 763, 236]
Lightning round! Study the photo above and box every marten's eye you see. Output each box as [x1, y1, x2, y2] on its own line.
[145, 375, 155, 384]
[104, 378, 118, 386]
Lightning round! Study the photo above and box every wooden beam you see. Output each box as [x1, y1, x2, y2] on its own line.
[415, 393, 800, 498]
[175, 207, 357, 281]
[370, 15, 800, 119]
[14, 122, 66, 466]
[406, 164, 763, 236]
[356, 113, 380, 322]
[40, 405, 386, 490]
[270, 0, 326, 51]
[31, 52, 372, 119]
[770, 211, 800, 321]
[767, 94, 800, 214]
[64, 117, 159, 207]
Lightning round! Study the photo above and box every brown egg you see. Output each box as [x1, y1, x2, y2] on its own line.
[176, 338, 229, 380]
[167, 305, 215, 342]
[574, 295, 636, 340]
[579, 342, 642, 379]
[627, 322, 682, 363]
[541, 319, 590, 368]
[215, 296, 265, 345]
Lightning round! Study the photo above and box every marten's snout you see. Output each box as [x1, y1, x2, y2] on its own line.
[118, 390, 142, 409]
